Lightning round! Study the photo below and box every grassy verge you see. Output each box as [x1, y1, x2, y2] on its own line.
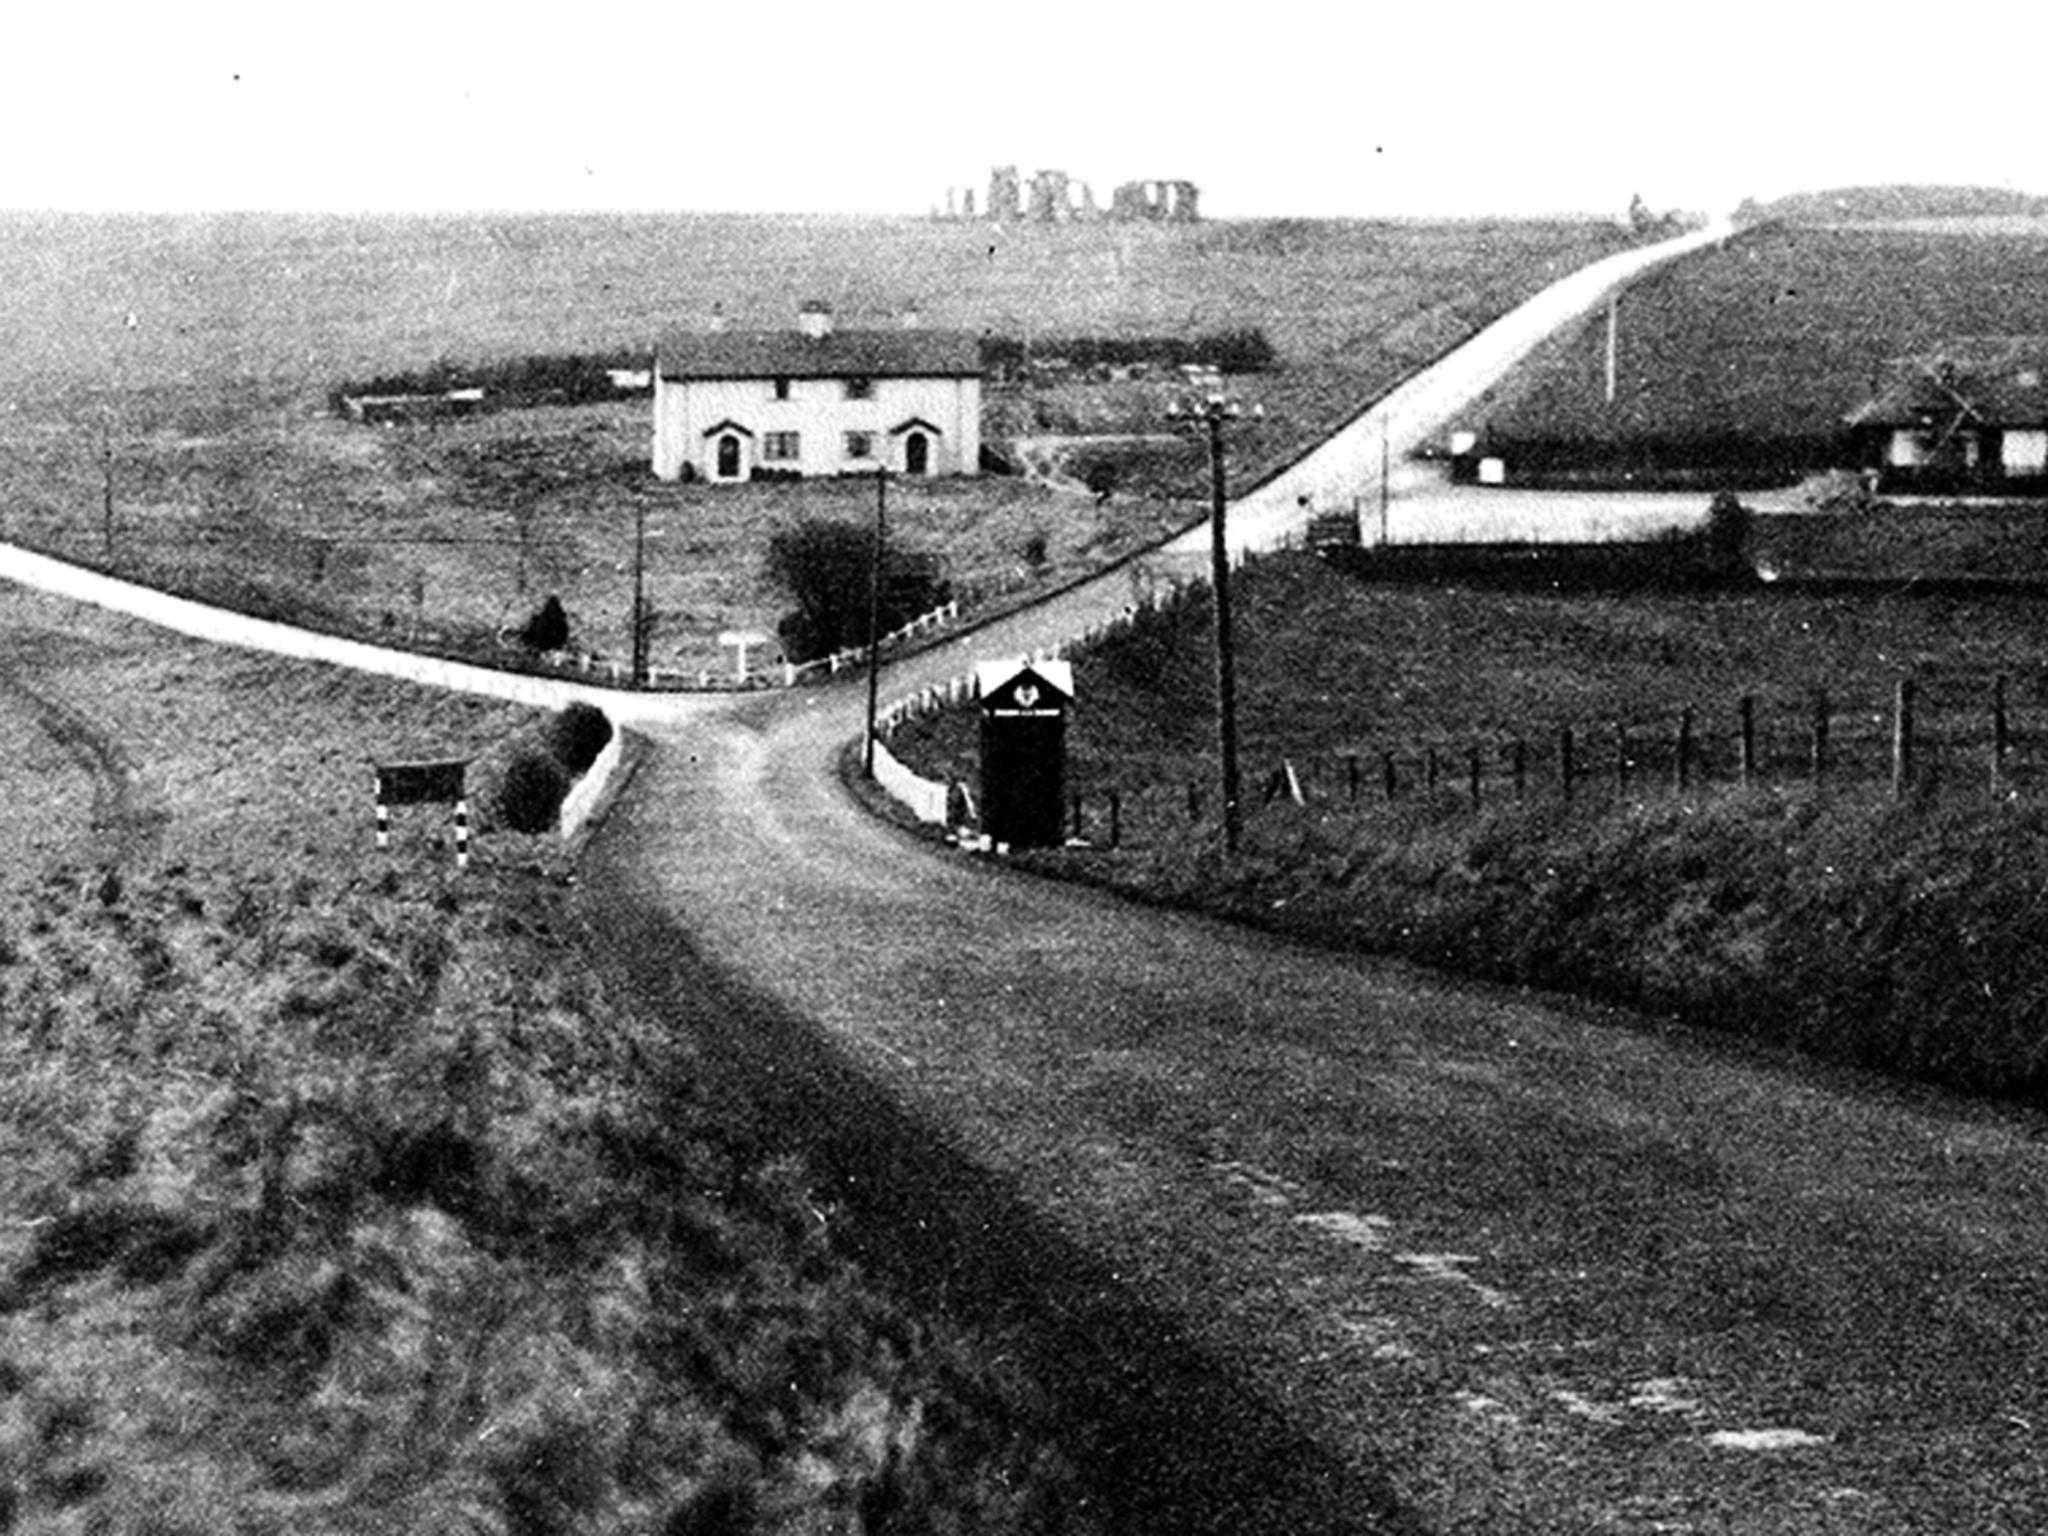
[891, 549, 2048, 1101]
[0, 588, 1091, 1534]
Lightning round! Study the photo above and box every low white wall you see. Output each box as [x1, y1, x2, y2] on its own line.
[559, 723, 627, 840]
[872, 737, 950, 824]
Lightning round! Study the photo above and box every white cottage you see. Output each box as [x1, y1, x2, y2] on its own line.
[652, 303, 982, 483]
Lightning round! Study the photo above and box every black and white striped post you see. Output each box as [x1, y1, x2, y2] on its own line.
[374, 759, 472, 870]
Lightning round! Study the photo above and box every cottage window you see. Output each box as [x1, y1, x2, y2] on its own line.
[843, 431, 875, 461]
[772, 377, 791, 401]
[844, 376, 873, 401]
[763, 431, 801, 462]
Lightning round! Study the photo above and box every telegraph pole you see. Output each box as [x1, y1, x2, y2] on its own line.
[630, 500, 649, 686]
[1204, 405, 1243, 854]
[863, 465, 887, 777]
[1605, 290, 1620, 405]
[1167, 394, 1249, 856]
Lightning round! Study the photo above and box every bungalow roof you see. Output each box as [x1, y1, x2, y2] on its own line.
[1845, 341, 2048, 429]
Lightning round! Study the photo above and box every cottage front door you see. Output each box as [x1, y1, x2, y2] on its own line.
[717, 434, 741, 479]
[904, 431, 929, 476]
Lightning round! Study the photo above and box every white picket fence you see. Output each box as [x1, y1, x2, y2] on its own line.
[530, 597, 962, 691]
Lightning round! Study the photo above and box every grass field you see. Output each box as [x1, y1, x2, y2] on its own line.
[893, 549, 2048, 1097]
[1458, 220, 2048, 481]
[0, 212, 1631, 674]
[0, 585, 1091, 1533]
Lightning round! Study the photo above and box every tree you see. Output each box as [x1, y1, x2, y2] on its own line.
[765, 518, 951, 664]
[518, 594, 570, 654]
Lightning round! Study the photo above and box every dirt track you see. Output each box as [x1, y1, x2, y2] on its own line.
[0, 645, 164, 877]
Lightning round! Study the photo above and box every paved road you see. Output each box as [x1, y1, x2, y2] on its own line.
[579, 611, 2048, 1534]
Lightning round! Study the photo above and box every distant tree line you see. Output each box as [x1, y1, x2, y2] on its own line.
[980, 327, 1276, 381]
[329, 351, 650, 415]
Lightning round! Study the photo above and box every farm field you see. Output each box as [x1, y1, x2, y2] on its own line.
[892, 549, 2048, 1097]
[0, 584, 1089, 1533]
[1457, 219, 2048, 483]
[0, 211, 1632, 674]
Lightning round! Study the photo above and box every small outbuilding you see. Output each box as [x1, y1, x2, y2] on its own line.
[1844, 343, 2048, 493]
[974, 658, 1074, 849]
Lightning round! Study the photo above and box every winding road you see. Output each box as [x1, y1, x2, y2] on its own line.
[9, 222, 2048, 1530]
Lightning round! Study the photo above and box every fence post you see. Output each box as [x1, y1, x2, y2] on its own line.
[1559, 724, 1576, 804]
[1071, 792, 1084, 841]
[1346, 753, 1360, 804]
[1675, 707, 1694, 792]
[1509, 739, 1527, 799]
[1739, 694, 1758, 787]
[1810, 688, 1830, 786]
[1993, 673, 2010, 794]
[1187, 779, 1204, 822]
[1382, 751, 1398, 801]
[1893, 677, 1915, 798]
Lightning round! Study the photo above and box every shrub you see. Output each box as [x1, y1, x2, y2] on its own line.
[766, 519, 951, 664]
[494, 750, 569, 835]
[544, 703, 613, 776]
[519, 595, 570, 655]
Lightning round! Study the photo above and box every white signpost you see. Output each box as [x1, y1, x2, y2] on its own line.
[717, 628, 773, 682]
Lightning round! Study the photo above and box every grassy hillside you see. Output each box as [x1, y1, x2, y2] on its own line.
[1458, 221, 2048, 484]
[0, 213, 1630, 674]
[0, 586, 1090, 1534]
[1746, 184, 2048, 223]
[892, 550, 2048, 1098]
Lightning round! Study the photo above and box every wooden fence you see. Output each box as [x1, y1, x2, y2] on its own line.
[1042, 673, 2048, 850]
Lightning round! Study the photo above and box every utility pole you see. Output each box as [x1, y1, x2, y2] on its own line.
[1380, 412, 1391, 547]
[863, 465, 887, 777]
[1168, 394, 1248, 855]
[100, 413, 116, 561]
[1204, 403, 1244, 855]
[630, 500, 649, 686]
[1605, 290, 1619, 405]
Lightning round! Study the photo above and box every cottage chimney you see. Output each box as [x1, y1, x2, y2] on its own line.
[798, 300, 834, 339]
[708, 303, 728, 335]
[899, 302, 923, 330]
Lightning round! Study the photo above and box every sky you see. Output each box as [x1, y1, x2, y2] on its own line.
[8, 0, 2047, 221]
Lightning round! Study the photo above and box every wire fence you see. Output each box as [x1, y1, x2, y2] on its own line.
[997, 673, 2048, 852]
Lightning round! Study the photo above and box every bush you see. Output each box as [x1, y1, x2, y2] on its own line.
[766, 519, 951, 664]
[544, 703, 613, 776]
[518, 595, 570, 655]
[494, 750, 569, 835]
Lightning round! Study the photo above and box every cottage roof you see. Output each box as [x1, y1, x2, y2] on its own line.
[1845, 343, 2048, 429]
[656, 325, 981, 382]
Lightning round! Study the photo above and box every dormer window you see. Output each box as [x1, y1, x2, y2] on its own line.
[844, 376, 873, 401]
[773, 377, 791, 400]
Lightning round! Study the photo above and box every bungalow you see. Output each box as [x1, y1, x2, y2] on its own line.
[652, 302, 982, 483]
[1844, 345, 2048, 492]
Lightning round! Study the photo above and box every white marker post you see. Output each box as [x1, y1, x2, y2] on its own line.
[374, 759, 472, 869]
[717, 628, 773, 683]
